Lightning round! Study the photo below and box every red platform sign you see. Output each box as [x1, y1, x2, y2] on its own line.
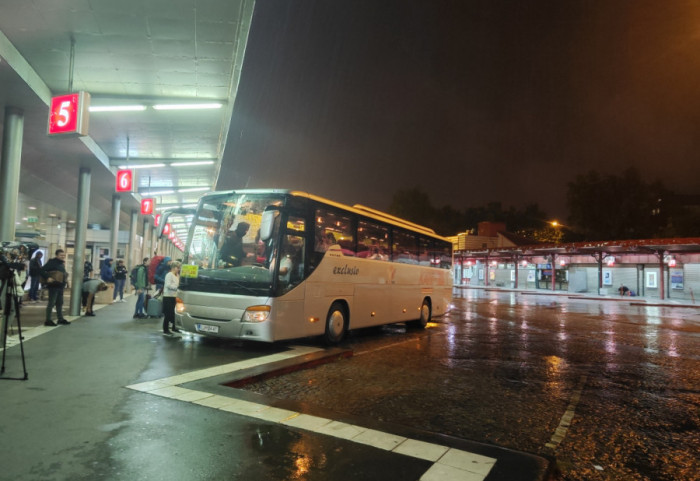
[47, 91, 90, 136]
[141, 198, 155, 215]
[116, 170, 134, 193]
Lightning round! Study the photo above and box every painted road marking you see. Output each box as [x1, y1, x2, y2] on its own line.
[545, 375, 587, 451]
[126, 346, 496, 481]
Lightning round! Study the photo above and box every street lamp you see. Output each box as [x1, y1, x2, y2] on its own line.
[548, 220, 565, 244]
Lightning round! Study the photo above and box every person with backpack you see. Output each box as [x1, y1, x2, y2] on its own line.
[154, 256, 171, 295]
[132, 257, 150, 319]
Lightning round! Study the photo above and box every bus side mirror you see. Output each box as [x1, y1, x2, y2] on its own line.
[260, 210, 279, 241]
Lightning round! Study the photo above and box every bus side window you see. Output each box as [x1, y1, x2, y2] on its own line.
[392, 229, 418, 264]
[314, 208, 354, 254]
[358, 220, 389, 261]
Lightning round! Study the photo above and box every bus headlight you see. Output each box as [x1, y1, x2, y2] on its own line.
[175, 298, 186, 314]
[242, 305, 271, 323]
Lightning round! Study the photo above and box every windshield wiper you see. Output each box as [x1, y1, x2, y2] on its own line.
[227, 280, 268, 295]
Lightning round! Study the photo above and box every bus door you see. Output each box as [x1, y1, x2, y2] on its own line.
[271, 214, 309, 340]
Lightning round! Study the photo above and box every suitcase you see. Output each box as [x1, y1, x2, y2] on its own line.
[146, 296, 163, 317]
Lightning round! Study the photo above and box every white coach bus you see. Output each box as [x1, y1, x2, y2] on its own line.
[174, 190, 452, 344]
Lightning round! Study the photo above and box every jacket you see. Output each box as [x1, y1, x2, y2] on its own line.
[100, 259, 115, 282]
[114, 263, 128, 280]
[163, 271, 179, 297]
[41, 257, 68, 288]
[29, 256, 42, 276]
[132, 264, 149, 290]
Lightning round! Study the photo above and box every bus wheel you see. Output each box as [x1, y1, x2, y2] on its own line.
[409, 298, 431, 329]
[324, 302, 347, 345]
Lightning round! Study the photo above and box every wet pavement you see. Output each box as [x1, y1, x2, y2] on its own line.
[0, 290, 552, 481]
[242, 288, 700, 481]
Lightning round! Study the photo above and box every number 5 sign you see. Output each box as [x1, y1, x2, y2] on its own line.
[47, 91, 91, 136]
[116, 170, 134, 193]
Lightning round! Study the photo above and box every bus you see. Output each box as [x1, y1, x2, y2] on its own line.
[174, 189, 452, 344]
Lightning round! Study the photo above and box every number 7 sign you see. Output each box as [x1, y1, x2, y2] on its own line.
[141, 198, 155, 215]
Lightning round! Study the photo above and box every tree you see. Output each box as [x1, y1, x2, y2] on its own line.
[388, 188, 552, 239]
[388, 187, 437, 231]
[566, 168, 667, 240]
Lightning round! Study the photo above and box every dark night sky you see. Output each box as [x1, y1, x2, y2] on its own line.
[217, 0, 700, 221]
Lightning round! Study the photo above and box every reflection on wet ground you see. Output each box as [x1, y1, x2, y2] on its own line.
[247, 288, 700, 481]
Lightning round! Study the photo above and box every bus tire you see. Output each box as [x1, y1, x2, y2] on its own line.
[408, 298, 431, 329]
[324, 302, 347, 345]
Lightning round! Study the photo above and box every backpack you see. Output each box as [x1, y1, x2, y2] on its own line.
[154, 258, 171, 285]
[129, 266, 139, 285]
[148, 256, 165, 284]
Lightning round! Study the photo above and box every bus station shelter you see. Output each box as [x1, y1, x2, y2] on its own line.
[454, 237, 700, 302]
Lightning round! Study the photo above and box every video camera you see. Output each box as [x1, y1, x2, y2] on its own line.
[0, 241, 39, 280]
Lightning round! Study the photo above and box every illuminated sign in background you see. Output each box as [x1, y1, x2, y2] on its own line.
[141, 198, 155, 215]
[116, 170, 134, 193]
[47, 91, 90, 136]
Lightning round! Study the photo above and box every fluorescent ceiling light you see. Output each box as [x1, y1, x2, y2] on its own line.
[155, 203, 198, 211]
[117, 163, 167, 169]
[153, 103, 223, 111]
[89, 105, 147, 112]
[142, 190, 175, 196]
[170, 161, 215, 167]
[178, 187, 210, 193]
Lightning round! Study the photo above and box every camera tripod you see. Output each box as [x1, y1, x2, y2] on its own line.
[1, 272, 28, 380]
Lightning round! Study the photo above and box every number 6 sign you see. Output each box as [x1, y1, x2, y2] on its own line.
[116, 170, 134, 193]
[47, 91, 90, 136]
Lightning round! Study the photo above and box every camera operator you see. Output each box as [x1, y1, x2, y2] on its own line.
[4, 262, 27, 336]
[41, 249, 70, 326]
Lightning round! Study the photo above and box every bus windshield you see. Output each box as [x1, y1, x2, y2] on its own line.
[181, 192, 286, 295]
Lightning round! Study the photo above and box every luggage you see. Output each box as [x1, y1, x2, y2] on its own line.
[148, 256, 165, 285]
[146, 296, 163, 317]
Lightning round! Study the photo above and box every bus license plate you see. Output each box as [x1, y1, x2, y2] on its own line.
[196, 323, 219, 334]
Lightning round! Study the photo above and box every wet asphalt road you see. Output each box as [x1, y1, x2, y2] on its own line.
[244, 288, 700, 481]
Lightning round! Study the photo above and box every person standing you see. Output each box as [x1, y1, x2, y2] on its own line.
[41, 249, 70, 326]
[162, 261, 181, 335]
[112, 259, 127, 302]
[84, 259, 93, 279]
[132, 257, 149, 319]
[28, 251, 43, 302]
[100, 258, 115, 283]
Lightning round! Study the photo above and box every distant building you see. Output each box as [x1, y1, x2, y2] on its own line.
[453, 226, 700, 302]
[448, 222, 525, 251]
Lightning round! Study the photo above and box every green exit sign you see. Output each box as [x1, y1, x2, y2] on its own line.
[27, 216, 38, 223]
